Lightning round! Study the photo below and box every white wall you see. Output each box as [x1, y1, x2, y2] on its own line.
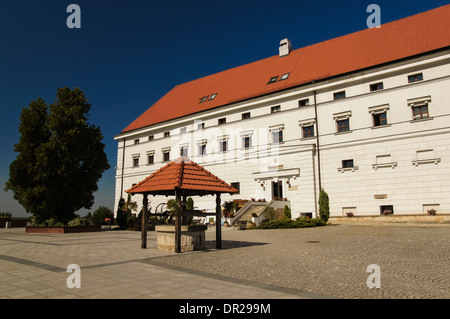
[114, 51, 450, 218]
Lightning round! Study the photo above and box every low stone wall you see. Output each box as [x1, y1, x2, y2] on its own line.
[329, 215, 450, 224]
[25, 226, 102, 233]
[155, 225, 207, 252]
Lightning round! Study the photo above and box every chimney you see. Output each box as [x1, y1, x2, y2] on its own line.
[279, 38, 292, 57]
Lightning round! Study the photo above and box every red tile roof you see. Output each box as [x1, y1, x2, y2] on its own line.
[126, 157, 238, 195]
[122, 5, 450, 133]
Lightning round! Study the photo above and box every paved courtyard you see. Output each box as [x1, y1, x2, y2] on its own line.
[0, 222, 449, 299]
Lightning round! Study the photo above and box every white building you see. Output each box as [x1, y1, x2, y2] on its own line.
[114, 5, 450, 218]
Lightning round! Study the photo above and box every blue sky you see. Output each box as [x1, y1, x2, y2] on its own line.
[1, 0, 448, 217]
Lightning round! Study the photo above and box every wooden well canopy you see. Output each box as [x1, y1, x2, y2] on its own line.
[125, 157, 238, 253]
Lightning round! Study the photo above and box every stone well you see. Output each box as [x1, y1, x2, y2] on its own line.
[155, 225, 207, 252]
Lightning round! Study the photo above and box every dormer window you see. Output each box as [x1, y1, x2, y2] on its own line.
[199, 93, 217, 103]
[199, 96, 209, 103]
[280, 73, 290, 80]
[267, 76, 278, 84]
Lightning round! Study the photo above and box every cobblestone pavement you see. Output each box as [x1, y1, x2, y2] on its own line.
[154, 222, 450, 299]
[1, 222, 449, 299]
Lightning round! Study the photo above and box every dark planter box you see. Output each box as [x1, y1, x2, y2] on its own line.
[1, 219, 29, 228]
[25, 226, 101, 234]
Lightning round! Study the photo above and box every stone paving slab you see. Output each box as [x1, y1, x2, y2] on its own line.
[0, 222, 449, 299]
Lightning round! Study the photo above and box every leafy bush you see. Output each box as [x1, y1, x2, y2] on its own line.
[0, 211, 12, 219]
[92, 206, 114, 225]
[319, 189, 330, 223]
[264, 207, 276, 221]
[67, 217, 93, 227]
[31, 217, 64, 227]
[283, 205, 291, 219]
[256, 217, 326, 229]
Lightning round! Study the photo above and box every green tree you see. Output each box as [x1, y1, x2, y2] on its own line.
[186, 197, 194, 225]
[264, 207, 276, 221]
[5, 88, 110, 224]
[283, 205, 291, 219]
[116, 195, 137, 229]
[92, 206, 114, 226]
[186, 197, 194, 211]
[116, 198, 127, 229]
[318, 188, 330, 223]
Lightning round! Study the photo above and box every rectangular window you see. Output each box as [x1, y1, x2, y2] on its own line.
[199, 144, 206, 156]
[337, 119, 350, 132]
[271, 105, 281, 113]
[412, 105, 429, 120]
[380, 205, 394, 215]
[147, 154, 154, 165]
[219, 140, 228, 153]
[272, 130, 283, 144]
[148, 135, 154, 141]
[163, 151, 170, 162]
[334, 91, 346, 100]
[408, 73, 423, 83]
[180, 146, 188, 157]
[370, 82, 384, 91]
[342, 207, 357, 217]
[280, 73, 289, 80]
[373, 112, 387, 126]
[299, 99, 310, 106]
[242, 112, 251, 120]
[133, 157, 139, 167]
[342, 159, 354, 168]
[218, 118, 226, 125]
[134, 139, 139, 144]
[267, 76, 278, 84]
[197, 123, 205, 130]
[164, 131, 170, 138]
[231, 182, 240, 194]
[302, 125, 315, 138]
[209, 93, 217, 101]
[243, 136, 252, 149]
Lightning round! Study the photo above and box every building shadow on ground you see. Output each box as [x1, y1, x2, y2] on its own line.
[203, 240, 268, 250]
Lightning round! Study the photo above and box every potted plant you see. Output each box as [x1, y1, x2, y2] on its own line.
[345, 212, 354, 217]
[427, 209, 437, 216]
[382, 209, 392, 215]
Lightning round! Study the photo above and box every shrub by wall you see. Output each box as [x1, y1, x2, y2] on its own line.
[256, 217, 326, 229]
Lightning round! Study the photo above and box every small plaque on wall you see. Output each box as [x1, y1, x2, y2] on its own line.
[374, 194, 387, 199]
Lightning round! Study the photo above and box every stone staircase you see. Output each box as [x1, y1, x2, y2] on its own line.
[236, 205, 267, 223]
[230, 201, 268, 227]
[230, 200, 291, 228]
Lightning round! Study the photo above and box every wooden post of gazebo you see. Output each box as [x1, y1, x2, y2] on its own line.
[174, 189, 182, 253]
[141, 193, 148, 249]
[216, 193, 221, 249]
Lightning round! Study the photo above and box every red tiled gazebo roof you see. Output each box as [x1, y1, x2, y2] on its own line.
[126, 157, 238, 196]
